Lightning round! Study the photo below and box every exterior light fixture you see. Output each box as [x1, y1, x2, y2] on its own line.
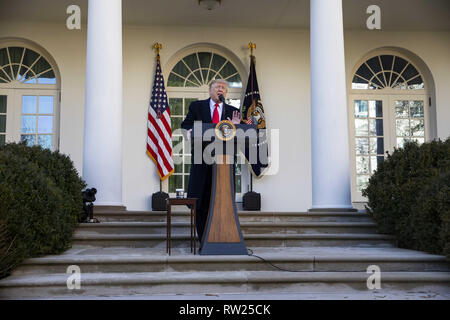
[198, 0, 221, 11]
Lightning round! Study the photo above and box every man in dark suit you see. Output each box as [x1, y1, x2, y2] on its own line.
[181, 79, 241, 242]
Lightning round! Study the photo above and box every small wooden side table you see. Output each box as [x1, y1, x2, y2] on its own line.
[166, 198, 197, 255]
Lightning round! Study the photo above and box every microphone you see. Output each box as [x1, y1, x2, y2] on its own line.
[218, 94, 225, 103]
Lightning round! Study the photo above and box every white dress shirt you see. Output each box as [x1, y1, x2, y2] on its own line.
[209, 99, 223, 120]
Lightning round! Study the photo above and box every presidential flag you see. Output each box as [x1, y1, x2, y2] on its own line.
[147, 55, 174, 180]
[241, 55, 268, 177]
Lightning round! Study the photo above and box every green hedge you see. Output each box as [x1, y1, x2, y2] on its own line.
[0, 143, 86, 278]
[362, 138, 450, 257]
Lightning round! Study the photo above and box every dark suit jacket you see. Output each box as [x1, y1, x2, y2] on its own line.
[180, 98, 238, 208]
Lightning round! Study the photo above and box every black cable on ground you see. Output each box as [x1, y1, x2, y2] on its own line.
[247, 248, 310, 273]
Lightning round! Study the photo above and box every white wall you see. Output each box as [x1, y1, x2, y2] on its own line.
[0, 20, 449, 212]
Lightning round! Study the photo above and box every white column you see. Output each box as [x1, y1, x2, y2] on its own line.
[310, 0, 353, 209]
[83, 0, 123, 205]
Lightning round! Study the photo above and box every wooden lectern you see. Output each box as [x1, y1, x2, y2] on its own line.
[192, 120, 257, 255]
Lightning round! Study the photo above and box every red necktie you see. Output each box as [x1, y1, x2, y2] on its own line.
[212, 103, 220, 123]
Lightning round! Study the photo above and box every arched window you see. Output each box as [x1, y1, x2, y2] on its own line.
[167, 51, 242, 88]
[165, 47, 246, 198]
[0, 43, 60, 150]
[0, 47, 56, 84]
[352, 55, 424, 90]
[348, 52, 431, 202]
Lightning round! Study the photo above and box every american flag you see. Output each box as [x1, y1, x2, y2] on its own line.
[146, 55, 174, 180]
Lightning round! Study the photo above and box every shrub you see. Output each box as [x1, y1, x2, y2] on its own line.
[363, 138, 450, 257]
[0, 143, 86, 278]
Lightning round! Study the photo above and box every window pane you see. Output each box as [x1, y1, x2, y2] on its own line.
[172, 135, 183, 154]
[22, 48, 40, 68]
[0, 95, 6, 113]
[410, 101, 424, 118]
[21, 134, 35, 146]
[227, 74, 242, 88]
[0, 69, 10, 82]
[183, 175, 190, 191]
[356, 156, 370, 174]
[401, 64, 418, 81]
[0, 135, 5, 145]
[0, 115, 6, 132]
[171, 117, 183, 132]
[38, 116, 53, 133]
[354, 100, 368, 118]
[37, 70, 56, 84]
[169, 98, 182, 115]
[380, 55, 394, 71]
[410, 119, 424, 136]
[356, 175, 370, 192]
[173, 155, 182, 173]
[172, 60, 190, 78]
[393, 56, 408, 74]
[184, 155, 191, 174]
[369, 137, 384, 155]
[352, 75, 369, 89]
[8, 47, 24, 64]
[395, 101, 409, 117]
[219, 61, 237, 79]
[183, 54, 199, 71]
[31, 56, 51, 75]
[22, 96, 37, 113]
[12, 65, 19, 80]
[167, 72, 184, 87]
[0, 48, 8, 66]
[366, 57, 382, 74]
[355, 64, 372, 81]
[168, 175, 182, 193]
[185, 74, 200, 86]
[355, 119, 368, 136]
[370, 156, 378, 174]
[407, 76, 424, 89]
[198, 52, 212, 69]
[211, 54, 226, 72]
[37, 135, 52, 149]
[39, 96, 53, 113]
[369, 119, 384, 136]
[355, 138, 369, 155]
[396, 119, 410, 136]
[22, 115, 36, 133]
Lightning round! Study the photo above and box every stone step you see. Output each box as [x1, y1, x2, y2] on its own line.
[71, 233, 395, 248]
[76, 221, 379, 235]
[94, 211, 374, 223]
[1, 271, 449, 299]
[11, 251, 449, 276]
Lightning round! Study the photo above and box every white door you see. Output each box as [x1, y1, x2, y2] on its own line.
[0, 88, 60, 150]
[349, 94, 429, 201]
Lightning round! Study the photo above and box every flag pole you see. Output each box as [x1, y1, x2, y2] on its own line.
[247, 42, 256, 192]
[149, 42, 170, 210]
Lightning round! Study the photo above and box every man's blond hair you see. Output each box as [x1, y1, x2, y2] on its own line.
[209, 79, 228, 90]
